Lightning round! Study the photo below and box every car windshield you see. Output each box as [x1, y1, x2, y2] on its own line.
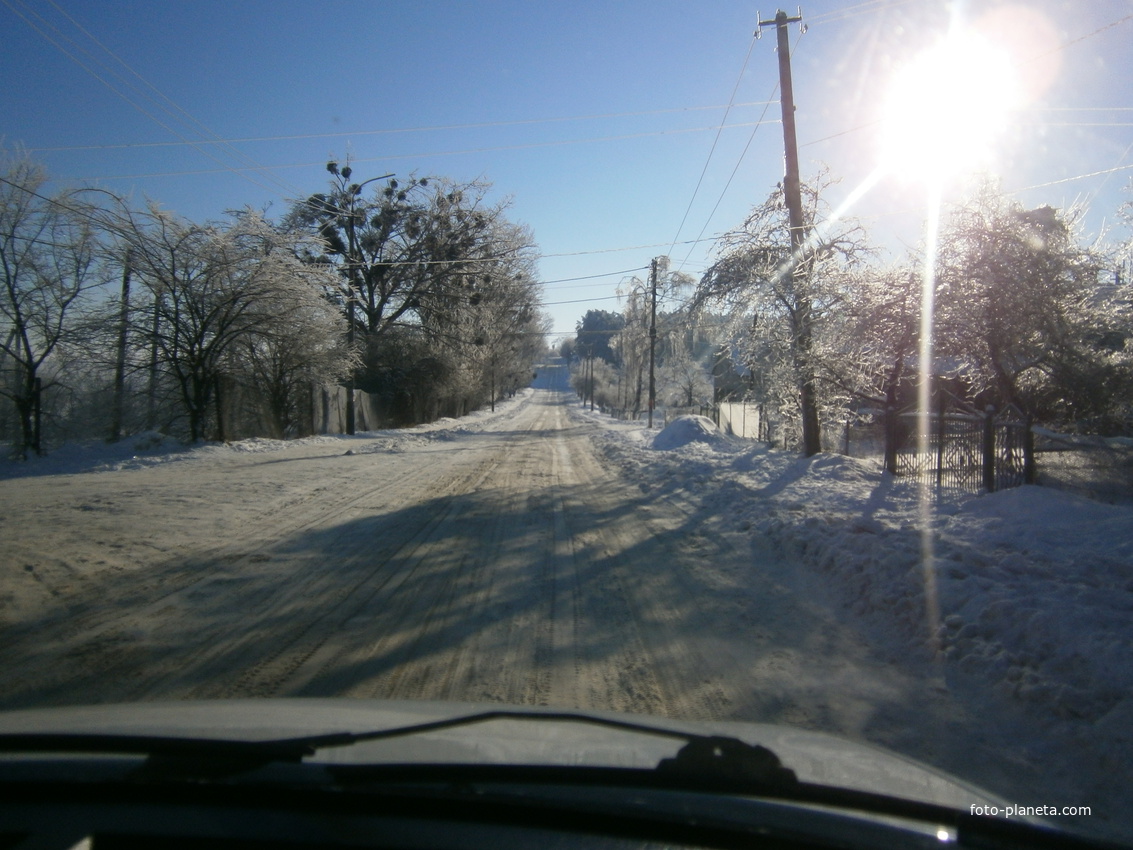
[1, 1, 1130, 846]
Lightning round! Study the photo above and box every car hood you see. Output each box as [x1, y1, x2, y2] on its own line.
[0, 698, 1003, 811]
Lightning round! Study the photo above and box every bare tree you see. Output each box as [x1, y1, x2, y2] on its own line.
[0, 154, 111, 458]
[112, 204, 351, 441]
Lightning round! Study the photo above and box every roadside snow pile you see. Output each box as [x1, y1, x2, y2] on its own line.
[131, 430, 170, 451]
[652, 415, 727, 451]
[581, 402, 1133, 729]
[0, 389, 536, 480]
[935, 488, 1133, 722]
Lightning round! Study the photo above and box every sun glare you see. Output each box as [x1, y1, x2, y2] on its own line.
[881, 30, 1021, 184]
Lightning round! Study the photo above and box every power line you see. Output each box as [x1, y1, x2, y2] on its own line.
[799, 115, 1133, 153]
[805, 0, 915, 26]
[70, 122, 778, 182]
[0, 173, 700, 283]
[541, 267, 648, 287]
[1033, 11, 1133, 61]
[25, 102, 780, 153]
[0, 172, 659, 296]
[1009, 162, 1133, 194]
[666, 32, 760, 256]
[675, 50, 792, 272]
[1034, 107, 1133, 112]
[541, 236, 719, 259]
[2, 0, 301, 200]
[543, 294, 624, 306]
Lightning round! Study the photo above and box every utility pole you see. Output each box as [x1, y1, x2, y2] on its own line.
[647, 257, 658, 429]
[589, 348, 595, 411]
[758, 9, 806, 254]
[759, 8, 821, 456]
[109, 248, 132, 443]
[146, 291, 160, 431]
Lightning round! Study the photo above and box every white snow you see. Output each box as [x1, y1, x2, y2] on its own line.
[579, 403, 1133, 826]
[29, 397, 1123, 732]
[0, 389, 541, 478]
[651, 415, 727, 451]
[2, 386, 1131, 839]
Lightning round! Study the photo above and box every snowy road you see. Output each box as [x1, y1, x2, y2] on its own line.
[1, 376, 1128, 838]
[2, 381, 946, 724]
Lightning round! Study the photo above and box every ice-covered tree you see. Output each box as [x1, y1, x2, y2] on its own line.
[0, 154, 111, 457]
[289, 163, 542, 426]
[934, 181, 1125, 427]
[695, 177, 869, 454]
[111, 205, 352, 441]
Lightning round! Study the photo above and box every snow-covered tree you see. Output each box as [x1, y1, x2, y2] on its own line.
[0, 154, 111, 457]
[934, 181, 1126, 428]
[289, 163, 543, 426]
[659, 337, 713, 408]
[695, 177, 869, 454]
[823, 265, 921, 412]
[110, 205, 353, 441]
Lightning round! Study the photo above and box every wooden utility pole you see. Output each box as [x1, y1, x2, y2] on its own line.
[759, 8, 821, 456]
[589, 349, 595, 411]
[647, 257, 658, 429]
[146, 292, 160, 430]
[109, 248, 132, 443]
[759, 9, 806, 252]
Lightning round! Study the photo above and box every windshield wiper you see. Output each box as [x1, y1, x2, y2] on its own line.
[0, 709, 798, 789]
[0, 732, 314, 762]
[3, 713, 1122, 849]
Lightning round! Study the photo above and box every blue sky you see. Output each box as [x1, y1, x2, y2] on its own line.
[4, 0, 1132, 338]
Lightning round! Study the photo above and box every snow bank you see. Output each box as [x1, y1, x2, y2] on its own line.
[582, 404, 1133, 733]
[0, 388, 537, 480]
[652, 415, 727, 450]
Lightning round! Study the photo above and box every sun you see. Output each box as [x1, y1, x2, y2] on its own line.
[880, 29, 1021, 184]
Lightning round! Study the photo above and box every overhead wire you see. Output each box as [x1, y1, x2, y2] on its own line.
[805, 0, 916, 26]
[0, 171, 655, 305]
[1043, 12, 1133, 210]
[781, 7, 1133, 235]
[39, 0, 304, 199]
[70, 121, 778, 182]
[665, 31, 759, 259]
[540, 267, 648, 288]
[540, 3, 1132, 316]
[8, 0, 1129, 319]
[24, 102, 780, 153]
[674, 78, 782, 273]
[0, 172, 696, 288]
[543, 294, 623, 306]
[1, 0, 301, 200]
[671, 24, 806, 279]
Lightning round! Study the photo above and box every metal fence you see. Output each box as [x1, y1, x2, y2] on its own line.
[886, 406, 1032, 494]
[1032, 430, 1133, 504]
[639, 395, 1131, 501]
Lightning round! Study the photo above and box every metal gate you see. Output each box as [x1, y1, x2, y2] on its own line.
[892, 405, 1032, 494]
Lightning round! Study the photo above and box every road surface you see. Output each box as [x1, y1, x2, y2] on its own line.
[1, 369, 1123, 839]
[1, 371, 923, 721]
